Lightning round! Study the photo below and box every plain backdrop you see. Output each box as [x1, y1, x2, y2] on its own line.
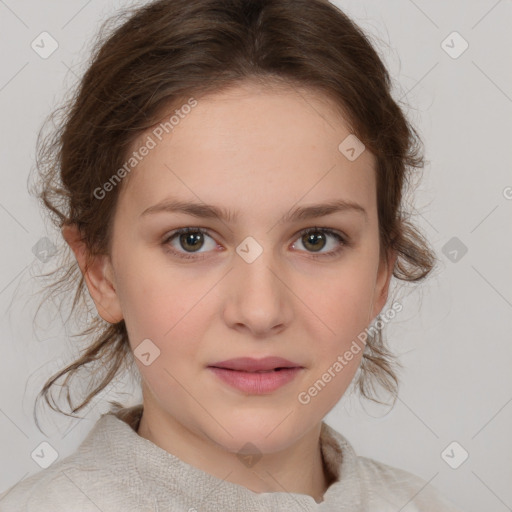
[1, 1, 511, 511]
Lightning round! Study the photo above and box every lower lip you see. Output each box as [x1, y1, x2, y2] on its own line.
[208, 367, 303, 394]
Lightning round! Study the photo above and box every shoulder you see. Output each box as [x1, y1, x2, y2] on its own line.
[354, 455, 463, 511]
[0, 443, 127, 512]
[0, 458, 154, 512]
[0, 410, 154, 512]
[0, 462, 103, 512]
[321, 423, 464, 512]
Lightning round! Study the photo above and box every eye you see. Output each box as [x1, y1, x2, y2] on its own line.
[162, 227, 218, 260]
[162, 226, 349, 261]
[291, 227, 348, 259]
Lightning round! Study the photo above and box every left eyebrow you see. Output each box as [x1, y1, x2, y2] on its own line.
[139, 198, 368, 224]
[278, 199, 368, 224]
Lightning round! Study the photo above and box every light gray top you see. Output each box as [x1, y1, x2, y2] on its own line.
[0, 404, 464, 511]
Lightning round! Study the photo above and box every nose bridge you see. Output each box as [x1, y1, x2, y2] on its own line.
[235, 235, 281, 301]
[223, 234, 291, 333]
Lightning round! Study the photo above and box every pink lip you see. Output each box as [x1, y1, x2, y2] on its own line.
[209, 356, 301, 372]
[207, 357, 304, 394]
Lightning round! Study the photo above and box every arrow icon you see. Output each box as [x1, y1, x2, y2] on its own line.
[338, 134, 365, 161]
[236, 236, 262, 263]
[31, 31, 59, 59]
[441, 441, 469, 469]
[31, 441, 59, 468]
[442, 237, 467, 263]
[440, 31, 468, 59]
[237, 442, 262, 467]
[134, 339, 161, 365]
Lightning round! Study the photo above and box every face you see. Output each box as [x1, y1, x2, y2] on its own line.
[67, 81, 394, 455]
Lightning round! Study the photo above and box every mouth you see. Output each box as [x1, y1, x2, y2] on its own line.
[212, 368, 294, 373]
[208, 356, 303, 372]
[207, 357, 304, 394]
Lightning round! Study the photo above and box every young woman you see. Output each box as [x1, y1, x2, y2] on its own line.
[0, 0, 464, 510]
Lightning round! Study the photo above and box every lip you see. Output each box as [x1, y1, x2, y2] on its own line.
[208, 356, 302, 372]
[207, 357, 304, 394]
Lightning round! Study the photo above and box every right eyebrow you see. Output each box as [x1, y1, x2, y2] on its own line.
[139, 198, 239, 222]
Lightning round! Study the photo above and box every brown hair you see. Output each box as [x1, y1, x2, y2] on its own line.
[30, 0, 436, 425]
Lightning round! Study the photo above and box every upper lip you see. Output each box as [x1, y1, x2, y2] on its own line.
[208, 356, 302, 372]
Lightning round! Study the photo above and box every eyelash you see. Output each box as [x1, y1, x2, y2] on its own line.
[162, 226, 349, 261]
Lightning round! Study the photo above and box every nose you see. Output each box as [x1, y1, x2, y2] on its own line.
[221, 246, 293, 338]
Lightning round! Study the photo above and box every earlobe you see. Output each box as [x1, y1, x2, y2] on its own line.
[61, 224, 123, 324]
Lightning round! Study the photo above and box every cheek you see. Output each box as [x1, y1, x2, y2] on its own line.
[300, 274, 370, 409]
[301, 260, 378, 347]
[115, 263, 208, 359]
[128, 297, 209, 408]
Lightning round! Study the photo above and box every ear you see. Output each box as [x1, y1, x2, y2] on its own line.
[370, 247, 397, 320]
[61, 223, 123, 324]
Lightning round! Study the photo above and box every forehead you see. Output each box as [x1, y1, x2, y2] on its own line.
[117, 82, 377, 220]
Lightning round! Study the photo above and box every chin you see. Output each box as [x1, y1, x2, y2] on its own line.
[198, 412, 315, 456]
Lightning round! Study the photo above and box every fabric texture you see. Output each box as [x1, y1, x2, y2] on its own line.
[0, 404, 464, 511]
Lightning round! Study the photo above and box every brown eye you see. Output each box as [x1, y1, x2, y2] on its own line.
[163, 227, 217, 260]
[178, 231, 205, 252]
[292, 227, 348, 259]
[302, 231, 327, 252]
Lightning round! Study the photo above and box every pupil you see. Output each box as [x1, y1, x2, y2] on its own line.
[180, 232, 203, 252]
[304, 232, 325, 252]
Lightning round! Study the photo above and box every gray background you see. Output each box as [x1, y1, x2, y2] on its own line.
[1, 1, 511, 511]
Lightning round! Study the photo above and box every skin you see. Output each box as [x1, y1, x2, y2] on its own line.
[62, 81, 396, 503]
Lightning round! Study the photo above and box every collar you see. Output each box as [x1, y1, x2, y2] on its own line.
[81, 403, 363, 510]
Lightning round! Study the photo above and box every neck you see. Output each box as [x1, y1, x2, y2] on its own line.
[136, 404, 332, 503]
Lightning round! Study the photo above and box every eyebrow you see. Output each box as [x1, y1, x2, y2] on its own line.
[139, 198, 368, 224]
